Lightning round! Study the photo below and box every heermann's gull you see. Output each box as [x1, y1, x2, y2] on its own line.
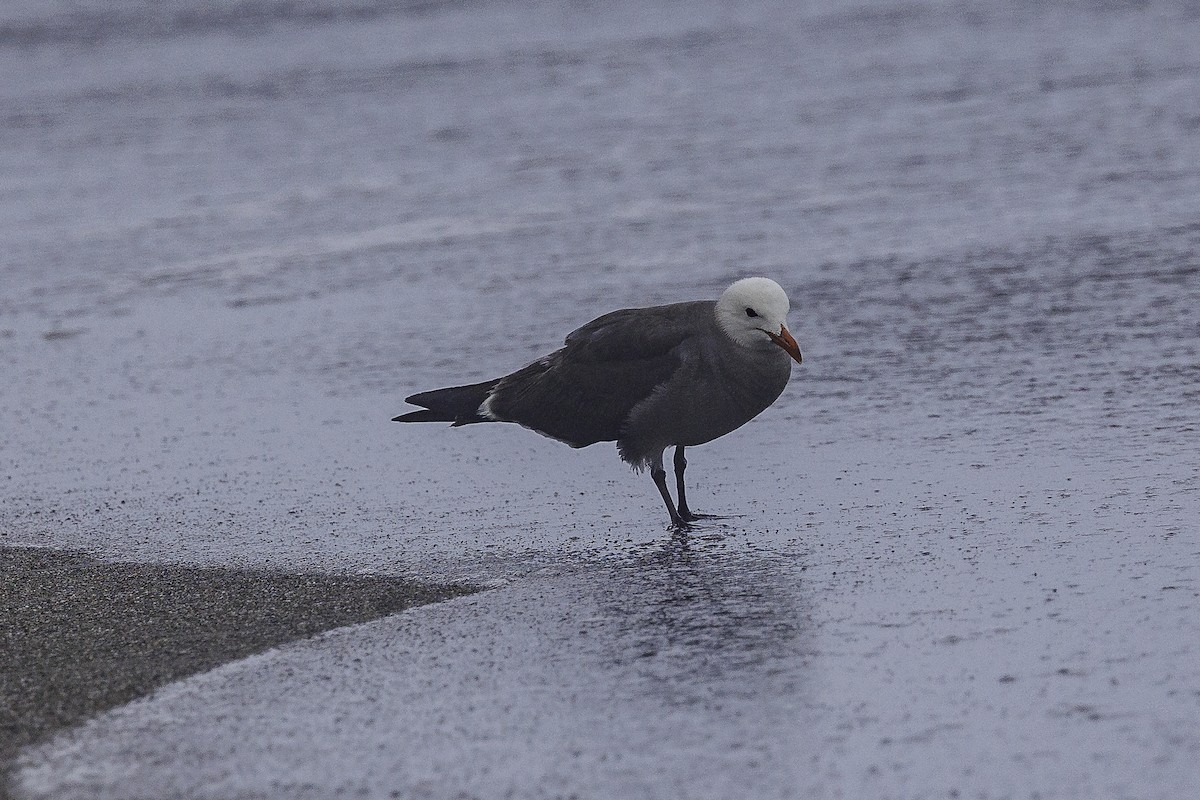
[393, 277, 803, 525]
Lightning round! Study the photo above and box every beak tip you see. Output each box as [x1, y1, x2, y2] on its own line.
[767, 326, 803, 365]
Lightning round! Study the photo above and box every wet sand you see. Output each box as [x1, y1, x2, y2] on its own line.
[0, 547, 475, 798]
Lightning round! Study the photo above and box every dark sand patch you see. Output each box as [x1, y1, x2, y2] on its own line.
[0, 546, 476, 798]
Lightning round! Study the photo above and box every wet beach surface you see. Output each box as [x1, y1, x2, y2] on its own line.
[2, 0, 1200, 797]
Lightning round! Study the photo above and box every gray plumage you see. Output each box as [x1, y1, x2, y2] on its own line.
[394, 277, 803, 525]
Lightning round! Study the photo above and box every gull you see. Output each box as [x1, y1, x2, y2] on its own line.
[393, 277, 802, 525]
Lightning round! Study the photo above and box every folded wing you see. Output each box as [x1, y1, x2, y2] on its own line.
[487, 302, 708, 447]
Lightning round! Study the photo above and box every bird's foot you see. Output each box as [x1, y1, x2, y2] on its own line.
[679, 510, 727, 523]
[668, 511, 729, 531]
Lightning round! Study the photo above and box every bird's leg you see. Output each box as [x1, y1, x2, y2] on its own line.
[649, 453, 685, 527]
[651, 466, 684, 526]
[674, 445, 696, 522]
[673, 445, 726, 521]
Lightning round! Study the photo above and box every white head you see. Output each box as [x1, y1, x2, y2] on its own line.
[715, 277, 803, 363]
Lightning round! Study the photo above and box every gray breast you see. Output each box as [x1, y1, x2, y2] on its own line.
[616, 332, 792, 468]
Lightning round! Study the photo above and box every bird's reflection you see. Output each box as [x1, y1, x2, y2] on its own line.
[586, 528, 812, 707]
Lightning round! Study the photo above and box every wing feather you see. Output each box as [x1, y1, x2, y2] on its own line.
[487, 301, 711, 446]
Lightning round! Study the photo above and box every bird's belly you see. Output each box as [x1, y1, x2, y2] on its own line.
[629, 381, 782, 450]
[615, 352, 791, 467]
[673, 394, 770, 446]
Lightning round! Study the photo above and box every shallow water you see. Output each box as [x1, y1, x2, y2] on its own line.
[3, 0, 1199, 797]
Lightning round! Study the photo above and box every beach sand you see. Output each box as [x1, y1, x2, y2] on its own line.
[0, 546, 474, 798]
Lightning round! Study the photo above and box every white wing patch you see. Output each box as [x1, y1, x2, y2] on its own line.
[478, 389, 502, 421]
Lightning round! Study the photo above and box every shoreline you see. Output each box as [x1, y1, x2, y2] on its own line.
[0, 546, 476, 799]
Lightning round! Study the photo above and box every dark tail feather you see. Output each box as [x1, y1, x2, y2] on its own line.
[392, 379, 500, 425]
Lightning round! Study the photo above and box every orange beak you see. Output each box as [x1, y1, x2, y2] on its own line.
[766, 324, 803, 364]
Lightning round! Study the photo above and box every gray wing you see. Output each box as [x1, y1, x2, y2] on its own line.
[487, 301, 712, 447]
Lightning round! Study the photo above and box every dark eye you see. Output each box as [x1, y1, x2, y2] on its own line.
[745, 307, 758, 318]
